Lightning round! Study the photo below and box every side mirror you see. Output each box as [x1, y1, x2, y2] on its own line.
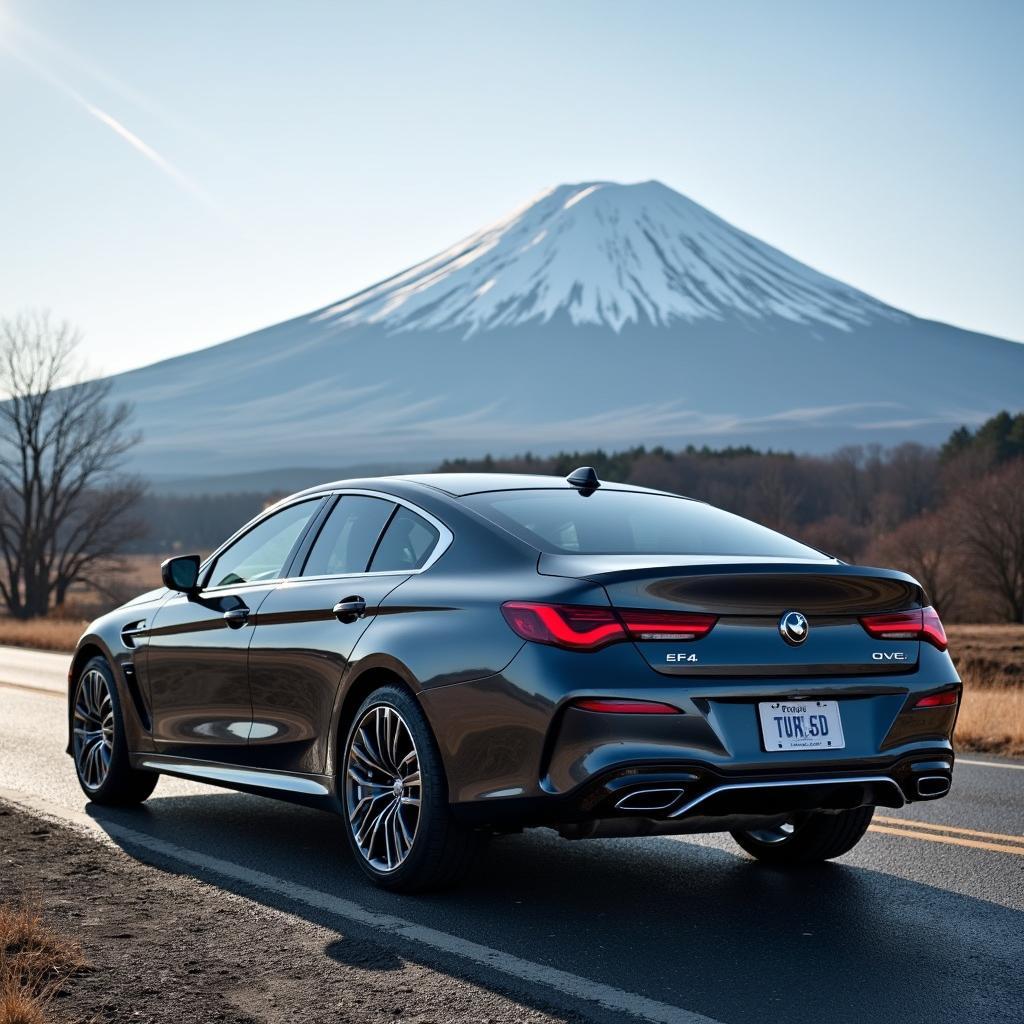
[161, 554, 201, 594]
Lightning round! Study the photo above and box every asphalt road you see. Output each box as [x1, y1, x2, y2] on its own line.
[1, 648, 1022, 1024]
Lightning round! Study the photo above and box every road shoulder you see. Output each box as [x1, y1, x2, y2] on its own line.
[0, 799, 577, 1024]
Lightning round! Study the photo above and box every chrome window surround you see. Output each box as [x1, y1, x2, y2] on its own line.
[197, 488, 453, 594]
[197, 495, 325, 595]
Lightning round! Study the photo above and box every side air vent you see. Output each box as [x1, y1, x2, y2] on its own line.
[120, 620, 147, 649]
[121, 662, 152, 731]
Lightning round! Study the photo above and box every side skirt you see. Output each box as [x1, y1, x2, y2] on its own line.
[129, 753, 341, 813]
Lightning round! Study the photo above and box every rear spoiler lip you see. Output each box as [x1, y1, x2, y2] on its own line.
[537, 553, 920, 589]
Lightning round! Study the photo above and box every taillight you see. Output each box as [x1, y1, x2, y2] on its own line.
[912, 690, 958, 709]
[501, 603, 625, 650]
[574, 698, 681, 714]
[920, 607, 948, 650]
[859, 606, 948, 651]
[501, 602, 717, 650]
[859, 610, 921, 640]
[617, 609, 717, 641]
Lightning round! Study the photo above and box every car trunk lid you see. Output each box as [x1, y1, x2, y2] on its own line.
[538, 554, 922, 677]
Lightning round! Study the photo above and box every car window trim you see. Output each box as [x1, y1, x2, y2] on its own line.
[200, 495, 328, 593]
[286, 494, 342, 579]
[295, 494, 398, 578]
[363, 502, 400, 573]
[198, 489, 452, 591]
[295, 489, 452, 582]
[367, 503, 443, 574]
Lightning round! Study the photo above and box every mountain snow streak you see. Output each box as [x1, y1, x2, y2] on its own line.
[316, 181, 903, 334]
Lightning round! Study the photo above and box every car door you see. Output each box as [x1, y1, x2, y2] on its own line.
[144, 497, 325, 761]
[245, 493, 445, 774]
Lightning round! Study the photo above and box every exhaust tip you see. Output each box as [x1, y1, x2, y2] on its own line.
[614, 788, 685, 812]
[915, 776, 951, 798]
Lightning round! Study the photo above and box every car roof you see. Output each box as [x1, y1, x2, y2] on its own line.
[288, 472, 668, 501]
[396, 473, 663, 497]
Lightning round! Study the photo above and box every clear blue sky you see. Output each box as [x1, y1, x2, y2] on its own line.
[1, 0, 1021, 374]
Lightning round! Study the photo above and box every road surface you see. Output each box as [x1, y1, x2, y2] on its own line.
[1, 647, 1021, 1024]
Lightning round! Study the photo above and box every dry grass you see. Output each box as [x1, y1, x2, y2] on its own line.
[0, 904, 85, 1024]
[946, 625, 1023, 756]
[0, 617, 85, 654]
[0, 982, 46, 1024]
[946, 624, 1024, 688]
[954, 685, 1024, 757]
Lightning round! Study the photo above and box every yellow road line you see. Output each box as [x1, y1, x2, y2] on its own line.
[869, 824, 1024, 856]
[873, 814, 1024, 845]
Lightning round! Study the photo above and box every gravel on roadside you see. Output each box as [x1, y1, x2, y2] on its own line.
[0, 802, 577, 1024]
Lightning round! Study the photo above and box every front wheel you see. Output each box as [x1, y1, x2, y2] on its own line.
[72, 656, 158, 805]
[730, 806, 874, 865]
[341, 684, 483, 892]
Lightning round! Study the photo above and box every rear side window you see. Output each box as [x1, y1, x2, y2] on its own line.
[302, 496, 396, 576]
[369, 507, 440, 572]
[462, 489, 823, 559]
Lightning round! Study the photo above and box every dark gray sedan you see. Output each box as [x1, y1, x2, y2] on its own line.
[68, 469, 960, 890]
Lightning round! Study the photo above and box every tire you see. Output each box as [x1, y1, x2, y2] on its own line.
[340, 684, 484, 892]
[71, 656, 158, 805]
[730, 806, 874, 865]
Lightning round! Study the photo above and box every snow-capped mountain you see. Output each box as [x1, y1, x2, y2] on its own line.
[316, 181, 902, 334]
[109, 180, 1024, 480]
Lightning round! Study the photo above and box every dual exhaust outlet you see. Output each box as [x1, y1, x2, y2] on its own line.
[612, 773, 950, 815]
[914, 775, 950, 798]
[613, 788, 686, 813]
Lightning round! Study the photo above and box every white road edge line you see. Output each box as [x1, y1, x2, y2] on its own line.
[0, 679, 63, 697]
[0, 787, 723, 1024]
[957, 758, 1024, 771]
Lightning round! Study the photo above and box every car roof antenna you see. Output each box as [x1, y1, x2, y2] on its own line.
[566, 466, 601, 497]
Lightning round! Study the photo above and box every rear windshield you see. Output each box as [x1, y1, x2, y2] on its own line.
[463, 489, 823, 559]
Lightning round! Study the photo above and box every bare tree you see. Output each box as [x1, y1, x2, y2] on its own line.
[865, 511, 963, 617]
[950, 459, 1024, 623]
[0, 311, 145, 618]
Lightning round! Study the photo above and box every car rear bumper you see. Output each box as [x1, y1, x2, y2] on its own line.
[421, 639, 960, 833]
[452, 752, 955, 835]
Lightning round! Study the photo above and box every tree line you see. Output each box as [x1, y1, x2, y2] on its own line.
[440, 412, 1024, 623]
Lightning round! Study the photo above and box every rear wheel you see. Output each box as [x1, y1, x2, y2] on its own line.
[341, 684, 483, 892]
[72, 656, 158, 805]
[730, 806, 874, 864]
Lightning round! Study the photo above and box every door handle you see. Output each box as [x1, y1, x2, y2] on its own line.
[333, 596, 367, 623]
[222, 607, 250, 628]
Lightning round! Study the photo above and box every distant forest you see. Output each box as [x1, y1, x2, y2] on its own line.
[131, 411, 1024, 622]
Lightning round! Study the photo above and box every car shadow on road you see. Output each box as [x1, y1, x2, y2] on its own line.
[323, 937, 404, 972]
[85, 790, 1023, 1024]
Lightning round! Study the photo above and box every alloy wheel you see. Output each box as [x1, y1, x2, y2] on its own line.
[73, 669, 114, 791]
[345, 705, 422, 872]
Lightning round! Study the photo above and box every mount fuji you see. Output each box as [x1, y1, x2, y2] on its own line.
[111, 180, 1024, 479]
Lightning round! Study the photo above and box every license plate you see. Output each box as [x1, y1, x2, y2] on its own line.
[758, 700, 845, 752]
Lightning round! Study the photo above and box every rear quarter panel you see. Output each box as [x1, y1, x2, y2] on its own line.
[333, 503, 613, 778]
